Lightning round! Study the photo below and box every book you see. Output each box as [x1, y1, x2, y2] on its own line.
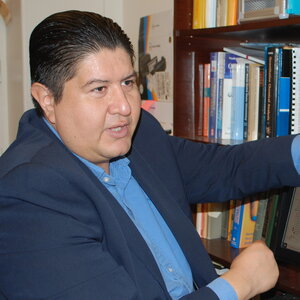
[257, 65, 266, 139]
[265, 47, 281, 138]
[253, 194, 269, 241]
[243, 63, 250, 140]
[196, 203, 208, 238]
[247, 63, 262, 141]
[216, 0, 227, 27]
[287, 0, 300, 15]
[209, 52, 225, 138]
[290, 47, 300, 134]
[262, 193, 280, 247]
[223, 46, 265, 65]
[276, 48, 292, 136]
[230, 58, 247, 141]
[203, 63, 211, 137]
[196, 63, 204, 136]
[221, 202, 230, 240]
[193, 0, 206, 29]
[221, 53, 238, 139]
[206, 0, 217, 28]
[226, 0, 238, 26]
[227, 200, 236, 242]
[230, 198, 257, 248]
[206, 202, 225, 239]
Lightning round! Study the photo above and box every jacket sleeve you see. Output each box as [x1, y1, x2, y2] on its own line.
[0, 164, 140, 300]
[168, 134, 300, 204]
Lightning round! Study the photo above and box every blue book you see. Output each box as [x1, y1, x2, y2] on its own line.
[287, 0, 300, 15]
[221, 53, 238, 139]
[231, 59, 246, 141]
[276, 49, 292, 136]
[209, 52, 225, 138]
[276, 77, 290, 136]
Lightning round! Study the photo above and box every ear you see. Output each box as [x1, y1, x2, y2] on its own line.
[31, 83, 56, 124]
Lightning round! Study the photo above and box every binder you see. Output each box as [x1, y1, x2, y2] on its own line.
[290, 48, 300, 134]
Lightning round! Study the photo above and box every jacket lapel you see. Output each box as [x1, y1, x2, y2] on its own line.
[128, 146, 217, 287]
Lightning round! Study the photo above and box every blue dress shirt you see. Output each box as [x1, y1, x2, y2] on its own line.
[44, 118, 300, 299]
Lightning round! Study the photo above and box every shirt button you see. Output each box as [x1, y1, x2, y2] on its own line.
[103, 177, 110, 183]
[167, 267, 173, 273]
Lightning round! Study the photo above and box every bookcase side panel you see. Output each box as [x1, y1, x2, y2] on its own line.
[174, 0, 193, 30]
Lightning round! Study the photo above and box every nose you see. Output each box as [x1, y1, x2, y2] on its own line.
[108, 85, 131, 116]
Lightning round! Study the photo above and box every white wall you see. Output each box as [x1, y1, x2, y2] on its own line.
[1, 0, 123, 153]
[1, 0, 173, 153]
[0, 13, 9, 154]
[20, 0, 123, 112]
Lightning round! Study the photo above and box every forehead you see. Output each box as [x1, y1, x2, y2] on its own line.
[76, 47, 134, 79]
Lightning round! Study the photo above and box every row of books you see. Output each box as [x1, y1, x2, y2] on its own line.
[192, 0, 300, 30]
[196, 190, 285, 249]
[192, 0, 238, 29]
[196, 43, 300, 141]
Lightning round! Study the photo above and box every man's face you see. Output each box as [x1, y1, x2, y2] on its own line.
[45, 47, 141, 172]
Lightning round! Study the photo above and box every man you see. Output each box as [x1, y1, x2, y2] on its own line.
[0, 10, 298, 300]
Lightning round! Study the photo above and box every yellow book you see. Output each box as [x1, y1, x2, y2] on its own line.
[226, 0, 238, 26]
[193, 0, 206, 29]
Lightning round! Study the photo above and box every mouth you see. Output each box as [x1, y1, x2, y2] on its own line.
[108, 123, 129, 138]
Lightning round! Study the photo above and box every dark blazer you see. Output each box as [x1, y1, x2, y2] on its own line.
[0, 109, 299, 300]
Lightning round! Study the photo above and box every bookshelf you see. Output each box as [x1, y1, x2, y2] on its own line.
[202, 238, 300, 297]
[173, 0, 300, 297]
[173, 0, 300, 138]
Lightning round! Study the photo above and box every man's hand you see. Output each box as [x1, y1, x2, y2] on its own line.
[221, 240, 279, 300]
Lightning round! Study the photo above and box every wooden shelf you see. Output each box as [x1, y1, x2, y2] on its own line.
[202, 238, 300, 296]
[173, 0, 300, 296]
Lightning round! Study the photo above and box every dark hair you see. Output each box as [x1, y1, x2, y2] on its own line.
[29, 10, 135, 115]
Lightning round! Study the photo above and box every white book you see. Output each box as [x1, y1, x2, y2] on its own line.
[206, 0, 217, 28]
[223, 46, 265, 65]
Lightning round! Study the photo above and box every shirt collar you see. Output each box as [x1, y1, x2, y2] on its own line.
[42, 117, 130, 180]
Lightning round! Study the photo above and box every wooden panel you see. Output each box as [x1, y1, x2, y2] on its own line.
[173, 50, 195, 137]
[174, 0, 193, 30]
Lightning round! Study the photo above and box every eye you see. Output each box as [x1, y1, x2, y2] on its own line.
[122, 80, 134, 87]
[93, 86, 106, 93]
[122, 79, 136, 91]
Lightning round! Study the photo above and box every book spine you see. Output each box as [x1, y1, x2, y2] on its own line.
[206, 202, 224, 239]
[193, 0, 206, 29]
[209, 52, 217, 138]
[253, 196, 269, 241]
[230, 199, 244, 248]
[226, 0, 238, 26]
[222, 53, 237, 139]
[290, 48, 300, 134]
[243, 63, 250, 140]
[265, 47, 280, 138]
[257, 65, 266, 139]
[247, 63, 261, 141]
[276, 48, 292, 136]
[206, 0, 216, 28]
[231, 199, 256, 248]
[203, 63, 211, 137]
[227, 200, 236, 241]
[231, 59, 246, 140]
[196, 63, 204, 136]
[264, 194, 279, 247]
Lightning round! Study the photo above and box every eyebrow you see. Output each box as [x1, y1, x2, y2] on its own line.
[82, 72, 137, 89]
